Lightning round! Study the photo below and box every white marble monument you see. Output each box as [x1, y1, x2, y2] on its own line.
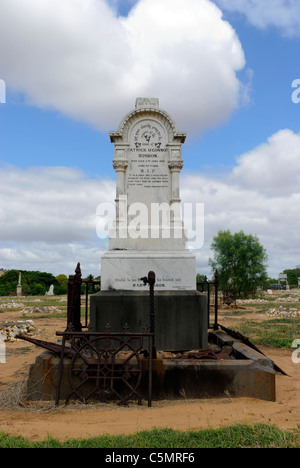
[45, 285, 54, 296]
[16, 273, 22, 297]
[101, 98, 196, 291]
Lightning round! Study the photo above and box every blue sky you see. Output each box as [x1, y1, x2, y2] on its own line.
[0, 0, 300, 278]
[1, 8, 299, 176]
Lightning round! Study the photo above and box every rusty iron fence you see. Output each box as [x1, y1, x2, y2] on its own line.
[55, 326, 154, 407]
[44, 264, 219, 406]
[81, 275, 101, 329]
[55, 266, 155, 407]
[197, 270, 219, 330]
[68, 263, 219, 334]
[66, 263, 101, 332]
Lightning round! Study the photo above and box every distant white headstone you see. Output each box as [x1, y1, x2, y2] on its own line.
[45, 284, 54, 296]
[278, 273, 287, 280]
[16, 273, 22, 296]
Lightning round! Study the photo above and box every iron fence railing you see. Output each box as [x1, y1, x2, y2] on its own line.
[197, 270, 219, 330]
[55, 327, 154, 407]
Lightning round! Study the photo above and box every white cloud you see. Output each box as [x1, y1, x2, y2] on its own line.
[230, 129, 300, 196]
[182, 129, 300, 276]
[0, 242, 107, 278]
[0, 0, 245, 135]
[0, 165, 114, 243]
[181, 170, 300, 276]
[215, 0, 300, 37]
[1, 128, 300, 278]
[0, 165, 113, 276]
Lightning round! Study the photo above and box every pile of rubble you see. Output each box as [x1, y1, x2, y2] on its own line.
[21, 305, 62, 316]
[264, 306, 300, 318]
[0, 302, 25, 309]
[275, 296, 300, 303]
[236, 298, 269, 304]
[0, 320, 37, 342]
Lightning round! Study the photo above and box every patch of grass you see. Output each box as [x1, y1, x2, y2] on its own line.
[0, 425, 299, 448]
[221, 309, 252, 316]
[232, 318, 300, 348]
[22, 312, 67, 320]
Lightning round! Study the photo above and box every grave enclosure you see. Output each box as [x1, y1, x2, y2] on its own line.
[24, 99, 277, 405]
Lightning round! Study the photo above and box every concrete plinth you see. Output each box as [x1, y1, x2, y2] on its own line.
[26, 330, 276, 403]
[90, 290, 208, 351]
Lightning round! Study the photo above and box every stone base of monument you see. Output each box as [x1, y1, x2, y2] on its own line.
[25, 329, 276, 403]
[90, 290, 208, 351]
[100, 251, 197, 291]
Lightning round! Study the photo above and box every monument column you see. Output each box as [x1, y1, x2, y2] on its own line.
[169, 161, 184, 239]
[113, 161, 127, 198]
[113, 160, 128, 238]
[16, 273, 22, 297]
[91, 98, 208, 351]
[169, 160, 183, 201]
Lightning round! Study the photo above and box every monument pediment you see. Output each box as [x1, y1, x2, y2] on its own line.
[110, 98, 186, 145]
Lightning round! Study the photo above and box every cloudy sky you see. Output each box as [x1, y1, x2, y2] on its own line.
[0, 0, 299, 278]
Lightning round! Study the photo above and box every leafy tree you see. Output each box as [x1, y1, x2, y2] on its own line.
[282, 268, 300, 287]
[0, 270, 19, 296]
[209, 230, 268, 298]
[30, 282, 47, 296]
[196, 274, 206, 283]
[0, 269, 59, 296]
[264, 277, 279, 289]
[55, 274, 68, 295]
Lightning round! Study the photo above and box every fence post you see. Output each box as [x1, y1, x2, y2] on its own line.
[141, 271, 156, 359]
[214, 270, 219, 330]
[66, 263, 82, 332]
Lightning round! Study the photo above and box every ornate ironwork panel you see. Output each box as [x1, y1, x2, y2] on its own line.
[56, 328, 153, 407]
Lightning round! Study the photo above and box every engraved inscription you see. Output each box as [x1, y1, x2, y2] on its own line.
[128, 121, 169, 189]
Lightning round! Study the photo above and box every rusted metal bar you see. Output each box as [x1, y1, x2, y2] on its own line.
[197, 270, 219, 330]
[15, 335, 74, 357]
[148, 332, 153, 408]
[218, 324, 288, 376]
[56, 332, 67, 406]
[205, 277, 210, 328]
[81, 275, 100, 328]
[141, 271, 156, 359]
[173, 348, 231, 361]
[66, 263, 82, 332]
[214, 270, 219, 330]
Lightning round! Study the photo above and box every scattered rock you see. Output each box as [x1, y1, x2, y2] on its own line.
[0, 320, 37, 342]
[276, 296, 300, 302]
[263, 306, 300, 318]
[21, 306, 62, 316]
[236, 299, 269, 304]
[0, 302, 25, 309]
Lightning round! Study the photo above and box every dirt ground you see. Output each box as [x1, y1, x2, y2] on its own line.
[0, 294, 300, 442]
